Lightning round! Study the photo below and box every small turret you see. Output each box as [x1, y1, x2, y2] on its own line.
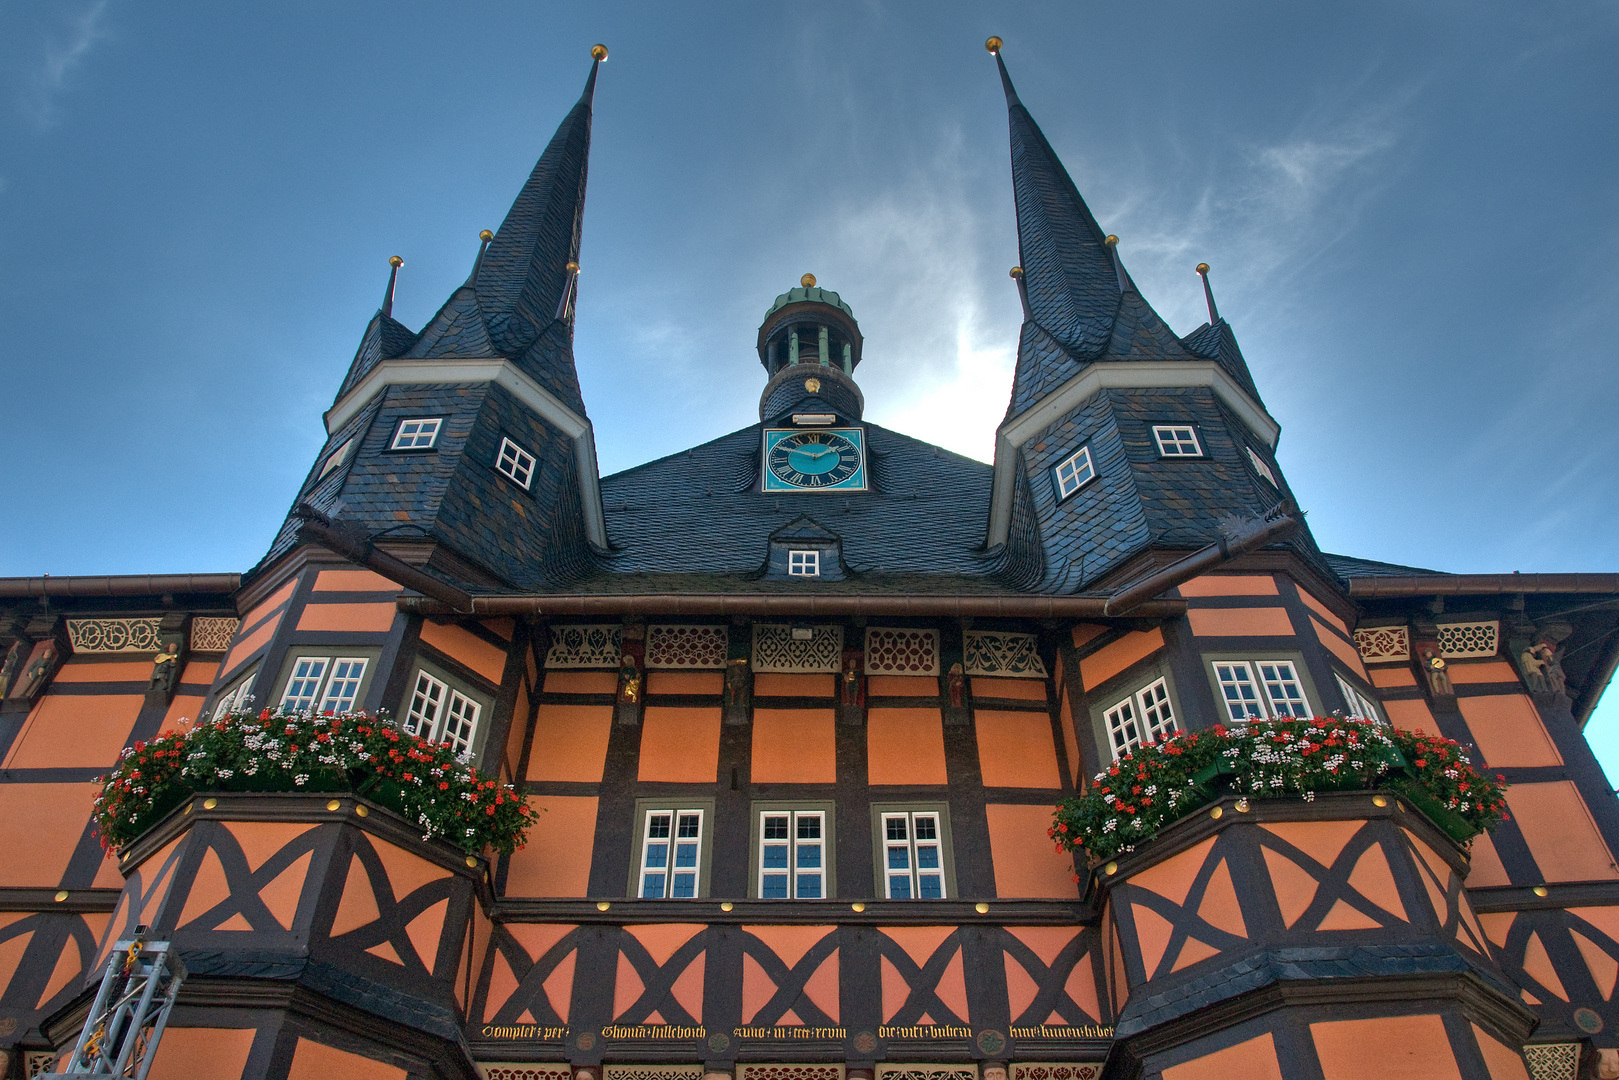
[756, 274, 866, 423]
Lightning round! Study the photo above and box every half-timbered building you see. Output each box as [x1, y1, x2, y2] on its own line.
[2, 41, 1618, 1080]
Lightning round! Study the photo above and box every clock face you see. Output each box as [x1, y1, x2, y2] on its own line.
[762, 427, 867, 492]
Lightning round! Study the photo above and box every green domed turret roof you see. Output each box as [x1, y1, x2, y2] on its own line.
[764, 285, 856, 323]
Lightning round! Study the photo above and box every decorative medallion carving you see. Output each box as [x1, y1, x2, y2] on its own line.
[963, 630, 1047, 677]
[479, 1067, 573, 1080]
[864, 628, 940, 676]
[1352, 624, 1409, 663]
[545, 624, 624, 669]
[646, 624, 729, 670]
[1522, 1043, 1580, 1080]
[66, 618, 163, 653]
[1436, 620, 1499, 659]
[1009, 1067, 1101, 1080]
[738, 1066, 847, 1080]
[189, 617, 240, 653]
[752, 624, 843, 673]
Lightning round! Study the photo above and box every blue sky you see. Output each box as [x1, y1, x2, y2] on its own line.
[1, 2, 1616, 757]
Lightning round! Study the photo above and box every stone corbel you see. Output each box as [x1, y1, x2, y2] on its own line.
[14, 615, 69, 703]
[147, 613, 192, 705]
[615, 622, 646, 726]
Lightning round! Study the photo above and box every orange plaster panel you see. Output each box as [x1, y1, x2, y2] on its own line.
[1264, 846, 1322, 928]
[1130, 837, 1216, 908]
[146, 1027, 259, 1080]
[371, 836, 451, 906]
[1176, 574, 1279, 598]
[1007, 925, 1082, 968]
[1384, 697, 1442, 736]
[1370, 666, 1418, 688]
[241, 577, 300, 633]
[753, 673, 834, 697]
[1071, 623, 1108, 650]
[34, 935, 84, 1009]
[1570, 929, 1619, 999]
[313, 569, 400, 592]
[1471, 1023, 1532, 1080]
[1198, 858, 1247, 937]
[295, 602, 398, 634]
[1132, 903, 1175, 979]
[331, 856, 381, 936]
[1060, 692, 1081, 785]
[1079, 628, 1164, 690]
[867, 709, 947, 786]
[1313, 617, 1369, 678]
[257, 850, 313, 930]
[1006, 952, 1040, 1019]
[935, 946, 969, 1021]
[406, 897, 448, 973]
[224, 821, 316, 875]
[52, 660, 152, 682]
[1260, 819, 1365, 871]
[161, 695, 206, 734]
[1318, 899, 1380, 931]
[485, 947, 521, 1022]
[1347, 844, 1407, 921]
[1448, 661, 1520, 685]
[745, 924, 836, 970]
[1458, 694, 1562, 768]
[287, 1037, 407, 1080]
[647, 671, 724, 695]
[544, 670, 618, 694]
[504, 796, 598, 897]
[1162, 1031, 1284, 1080]
[1297, 587, 1349, 634]
[1467, 832, 1511, 887]
[638, 707, 722, 783]
[418, 620, 509, 683]
[976, 711, 1061, 789]
[0, 783, 100, 887]
[4, 693, 144, 770]
[868, 675, 938, 697]
[1310, 1014, 1462, 1080]
[1187, 607, 1294, 638]
[971, 677, 1048, 701]
[178, 848, 232, 930]
[527, 704, 613, 782]
[752, 709, 836, 783]
[544, 949, 577, 1022]
[1506, 781, 1619, 881]
[1522, 931, 1569, 999]
[221, 614, 279, 679]
[986, 804, 1077, 897]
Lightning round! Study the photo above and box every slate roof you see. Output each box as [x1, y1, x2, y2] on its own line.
[1322, 552, 1446, 579]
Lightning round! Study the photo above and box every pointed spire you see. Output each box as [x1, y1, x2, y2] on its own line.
[992, 41, 1122, 360]
[381, 256, 402, 318]
[1196, 262, 1219, 323]
[476, 50, 603, 356]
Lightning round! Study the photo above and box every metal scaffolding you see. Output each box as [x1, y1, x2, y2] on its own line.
[60, 931, 185, 1080]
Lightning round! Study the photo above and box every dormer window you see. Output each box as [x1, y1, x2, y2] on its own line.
[391, 417, 443, 450]
[496, 437, 536, 490]
[788, 550, 820, 577]
[316, 437, 354, 480]
[1052, 446, 1096, 501]
[1153, 425, 1201, 457]
[1246, 446, 1278, 487]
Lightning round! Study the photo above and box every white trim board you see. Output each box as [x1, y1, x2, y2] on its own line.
[985, 360, 1281, 548]
[324, 357, 608, 549]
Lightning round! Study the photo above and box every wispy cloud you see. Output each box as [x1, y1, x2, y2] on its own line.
[21, 0, 110, 127]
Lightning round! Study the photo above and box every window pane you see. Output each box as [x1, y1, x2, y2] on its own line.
[888, 875, 912, 899]
[319, 658, 366, 713]
[761, 874, 789, 899]
[885, 817, 908, 841]
[644, 842, 668, 868]
[913, 815, 937, 840]
[405, 670, 445, 737]
[674, 841, 699, 869]
[671, 872, 697, 899]
[918, 874, 944, 899]
[442, 691, 481, 756]
[797, 845, 821, 869]
[1106, 699, 1142, 757]
[916, 845, 940, 870]
[797, 873, 822, 899]
[642, 873, 666, 899]
[1214, 663, 1265, 720]
[762, 844, 789, 869]
[281, 657, 329, 712]
[678, 812, 702, 838]
[1257, 661, 1309, 718]
[764, 815, 789, 839]
[1137, 678, 1178, 742]
[647, 813, 671, 839]
[887, 847, 910, 870]
[798, 815, 821, 839]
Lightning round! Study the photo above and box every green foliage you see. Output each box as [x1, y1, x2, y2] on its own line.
[1051, 718, 1509, 863]
[93, 709, 537, 856]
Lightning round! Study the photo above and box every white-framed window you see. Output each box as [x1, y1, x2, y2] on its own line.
[1052, 446, 1096, 501]
[1103, 677, 1178, 759]
[391, 417, 442, 450]
[280, 655, 369, 714]
[1334, 674, 1384, 724]
[1212, 660, 1312, 721]
[1153, 425, 1202, 457]
[317, 438, 354, 480]
[496, 437, 536, 490]
[1246, 446, 1278, 487]
[758, 809, 826, 898]
[882, 811, 947, 899]
[639, 808, 705, 899]
[211, 669, 257, 719]
[788, 550, 820, 577]
[402, 669, 483, 757]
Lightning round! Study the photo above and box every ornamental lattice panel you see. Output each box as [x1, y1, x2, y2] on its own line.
[24, 1053, 55, 1079]
[645, 624, 728, 669]
[864, 628, 940, 675]
[603, 1068, 704, 1080]
[964, 630, 1047, 678]
[479, 1067, 572, 1080]
[752, 624, 843, 673]
[66, 618, 162, 653]
[876, 1068, 976, 1080]
[1522, 1043, 1580, 1080]
[1353, 625, 1409, 663]
[545, 624, 623, 669]
[1010, 1066, 1101, 1080]
[189, 617, 239, 653]
[738, 1067, 847, 1080]
[1437, 620, 1499, 659]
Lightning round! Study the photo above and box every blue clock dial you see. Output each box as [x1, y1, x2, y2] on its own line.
[762, 428, 867, 491]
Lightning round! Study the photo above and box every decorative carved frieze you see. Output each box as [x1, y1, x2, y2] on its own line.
[738, 1066, 847, 1080]
[1009, 1067, 1101, 1080]
[875, 1068, 976, 1080]
[645, 624, 729, 670]
[1353, 624, 1409, 663]
[189, 617, 239, 653]
[479, 1067, 572, 1080]
[603, 1068, 704, 1080]
[752, 623, 843, 673]
[66, 617, 163, 653]
[1437, 620, 1499, 659]
[24, 1052, 56, 1079]
[545, 624, 623, 669]
[864, 627, 940, 676]
[963, 630, 1047, 678]
[1522, 1043, 1580, 1080]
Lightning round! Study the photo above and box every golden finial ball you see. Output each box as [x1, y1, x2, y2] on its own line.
[591, 44, 608, 61]
[1105, 234, 1119, 246]
[389, 255, 403, 268]
[566, 261, 580, 273]
[985, 36, 1003, 54]
[801, 273, 817, 288]
[804, 378, 822, 393]
[1196, 262, 1210, 275]
[479, 229, 494, 242]
[1009, 266, 1023, 279]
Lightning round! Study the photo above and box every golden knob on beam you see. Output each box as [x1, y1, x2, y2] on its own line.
[1105, 235, 1119, 247]
[985, 36, 1003, 54]
[1195, 262, 1210, 275]
[1009, 266, 1023, 279]
[479, 229, 493, 242]
[801, 273, 816, 287]
[591, 44, 608, 61]
[389, 255, 404, 268]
